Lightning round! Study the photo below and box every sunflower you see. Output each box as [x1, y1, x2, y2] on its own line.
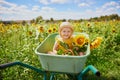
[112, 28, 116, 33]
[27, 31, 33, 36]
[0, 27, 5, 33]
[74, 35, 86, 47]
[38, 26, 44, 33]
[90, 37, 102, 49]
[87, 22, 91, 27]
[47, 27, 53, 33]
[52, 27, 57, 32]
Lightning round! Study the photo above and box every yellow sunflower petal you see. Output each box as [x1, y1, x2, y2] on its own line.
[74, 35, 86, 47]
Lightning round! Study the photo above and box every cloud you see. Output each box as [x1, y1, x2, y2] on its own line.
[39, 0, 50, 5]
[0, 0, 30, 14]
[84, 1, 120, 18]
[32, 6, 40, 11]
[96, 1, 120, 14]
[51, 0, 69, 4]
[0, 0, 56, 20]
[0, 0, 16, 7]
[0, 5, 30, 15]
[116, 6, 120, 9]
[41, 6, 55, 12]
[0, 0, 34, 20]
[102, 1, 120, 9]
[78, 3, 89, 7]
[1, 0, 120, 21]
[39, 0, 70, 5]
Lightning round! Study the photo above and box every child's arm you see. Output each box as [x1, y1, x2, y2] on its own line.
[53, 41, 59, 54]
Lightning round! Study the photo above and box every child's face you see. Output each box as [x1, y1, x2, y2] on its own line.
[60, 27, 73, 39]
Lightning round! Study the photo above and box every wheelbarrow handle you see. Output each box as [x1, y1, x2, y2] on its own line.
[0, 61, 45, 73]
[0, 61, 47, 80]
[0, 62, 18, 69]
[87, 65, 100, 76]
[78, 65, 100, 80]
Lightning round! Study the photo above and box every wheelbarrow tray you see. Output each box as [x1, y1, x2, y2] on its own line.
[35, 32, 90, 74]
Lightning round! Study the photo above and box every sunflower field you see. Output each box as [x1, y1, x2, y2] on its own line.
[0, 20, 120, 80]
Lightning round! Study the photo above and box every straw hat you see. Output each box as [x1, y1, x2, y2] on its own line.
[59, 22, 74, 32]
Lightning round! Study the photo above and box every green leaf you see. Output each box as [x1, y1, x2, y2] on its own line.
[57, 49, 64, 55]
[59, 41, 70, 49]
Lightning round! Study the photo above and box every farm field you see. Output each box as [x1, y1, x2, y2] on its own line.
[0, 20, 120, 80]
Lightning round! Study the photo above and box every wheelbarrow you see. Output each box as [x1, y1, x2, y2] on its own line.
[0, 32, 100, 80]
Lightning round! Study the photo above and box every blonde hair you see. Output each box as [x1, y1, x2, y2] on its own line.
[59, 22, 73, 32]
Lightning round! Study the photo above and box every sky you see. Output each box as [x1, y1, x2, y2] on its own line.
[0, 0, 120, 21]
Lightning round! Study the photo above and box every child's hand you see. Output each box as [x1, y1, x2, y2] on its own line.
[65, 49, 74, 55]
[48, 51, 57, 55]
[79, 52, 84, 56]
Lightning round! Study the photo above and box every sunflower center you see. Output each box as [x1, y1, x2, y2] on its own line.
[77, 38, 84, 45]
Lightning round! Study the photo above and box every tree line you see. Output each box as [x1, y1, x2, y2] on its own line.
[88, 14, 120, 21]
[31, 14, 120, 23]
[1, 14, 120, 24]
